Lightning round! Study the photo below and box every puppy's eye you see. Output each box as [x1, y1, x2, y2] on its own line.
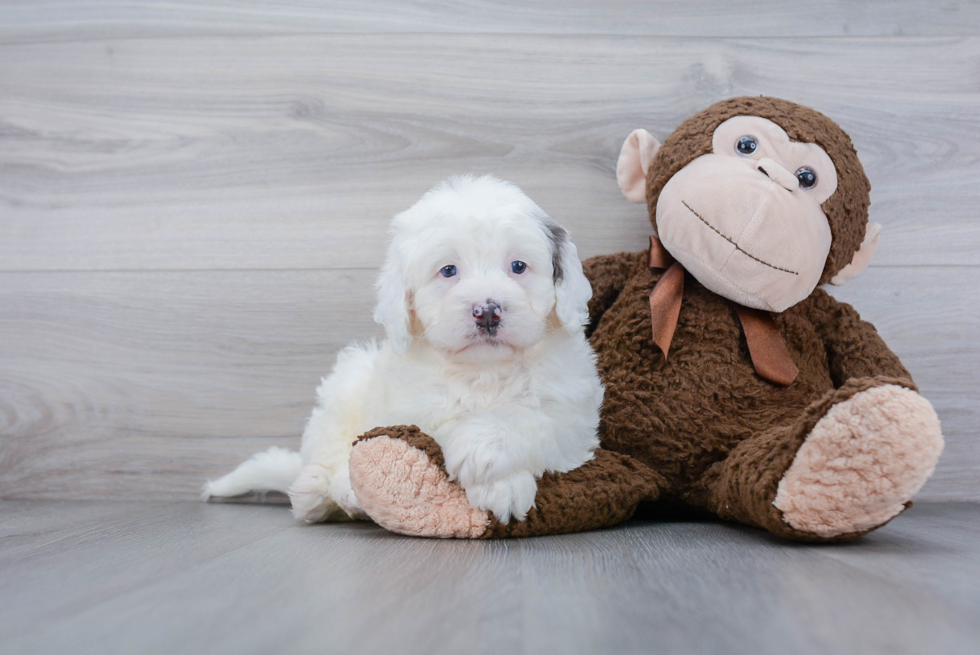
[440, 265, 457, 278]
[510, 261, 527, 274]
[795, 166, 818, 189]
[736, 135, 758, 156]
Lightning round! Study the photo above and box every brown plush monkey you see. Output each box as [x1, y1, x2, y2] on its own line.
[346, 97, 944, 541]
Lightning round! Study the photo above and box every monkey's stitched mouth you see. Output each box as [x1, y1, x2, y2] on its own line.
[681, 201, 799, 276]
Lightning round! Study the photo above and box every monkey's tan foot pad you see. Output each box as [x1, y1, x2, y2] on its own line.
[774, 384, 943, 538]
[349, 435, 490, 538]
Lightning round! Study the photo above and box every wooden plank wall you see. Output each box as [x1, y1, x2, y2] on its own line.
[1, 1, 978, 500]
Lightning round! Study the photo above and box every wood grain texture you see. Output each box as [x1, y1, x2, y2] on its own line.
[0, 270, 379, 499]
[1, 36, 979, 270]
[0, 3, 978, 502]
[0, 267, 976, 501]
[2, 1, 980, 40]
[1, 500, 979, 655]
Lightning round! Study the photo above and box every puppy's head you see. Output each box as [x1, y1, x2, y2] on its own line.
[374, 175, 592, 360]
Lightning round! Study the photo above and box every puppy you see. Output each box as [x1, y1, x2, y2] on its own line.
[204, 175, 603, 524]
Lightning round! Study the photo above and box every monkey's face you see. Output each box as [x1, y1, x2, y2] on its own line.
[655, 116, 839, 312]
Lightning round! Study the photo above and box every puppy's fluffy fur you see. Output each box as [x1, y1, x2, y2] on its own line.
[204, 175, 603, 524]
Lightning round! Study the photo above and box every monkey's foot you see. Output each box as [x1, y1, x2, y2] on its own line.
[774, 384, 943, 538]
[348, 429, 490, 538]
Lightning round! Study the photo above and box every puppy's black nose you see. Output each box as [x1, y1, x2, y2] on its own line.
[473, 301, 502, 332]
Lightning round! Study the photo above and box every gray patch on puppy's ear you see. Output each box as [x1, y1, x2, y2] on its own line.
[539, 216, 592, 333]
[541, 218, 568, 283]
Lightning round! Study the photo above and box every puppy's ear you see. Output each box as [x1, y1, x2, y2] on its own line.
[546, 221, 593, 333]
[373, 240, 413, 353]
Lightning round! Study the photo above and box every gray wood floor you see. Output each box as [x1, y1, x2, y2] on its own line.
[1, 500, 978, 655]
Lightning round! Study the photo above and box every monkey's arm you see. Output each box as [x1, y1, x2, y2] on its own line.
[805, 289, 913, 388]
[582, 250, 646, 338]
[349, 426, 665, 539]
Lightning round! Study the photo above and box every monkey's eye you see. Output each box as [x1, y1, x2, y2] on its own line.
[510, 260, 527, 274]
[736, 135, 759, 156]
[795, 167, 818, 189]
[440, 265, 457, 278]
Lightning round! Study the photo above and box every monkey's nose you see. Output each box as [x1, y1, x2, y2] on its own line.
[473, 301, 502, 332]
[756, 157, 798, 192]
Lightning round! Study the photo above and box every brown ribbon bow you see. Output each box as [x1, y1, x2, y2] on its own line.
[648, 236, 799, 386]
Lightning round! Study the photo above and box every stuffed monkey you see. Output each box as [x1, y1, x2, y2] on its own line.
[346, 97, 944, 542]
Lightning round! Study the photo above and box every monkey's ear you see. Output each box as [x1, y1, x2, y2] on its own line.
[830, 222, 883, 285]
[617, 128, 661, 203]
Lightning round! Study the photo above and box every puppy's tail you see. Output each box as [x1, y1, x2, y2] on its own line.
[202, 447, 303, 500]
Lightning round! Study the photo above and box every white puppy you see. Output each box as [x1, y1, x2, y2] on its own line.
[204, 175, 603, 524]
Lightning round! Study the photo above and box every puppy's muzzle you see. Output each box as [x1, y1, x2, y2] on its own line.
[473, 301, 502, 335]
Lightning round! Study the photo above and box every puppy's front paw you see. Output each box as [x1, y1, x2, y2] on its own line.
[464, 470, 538, 524]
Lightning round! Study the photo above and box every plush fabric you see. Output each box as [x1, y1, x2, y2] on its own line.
[348, 97, 943, 541]
[617, 128, 661, 202]
[774, 384, 943, 537]
[349, 428, 489, 538]
[350, 427, 664, 539]
[645, 96, 870, 285]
